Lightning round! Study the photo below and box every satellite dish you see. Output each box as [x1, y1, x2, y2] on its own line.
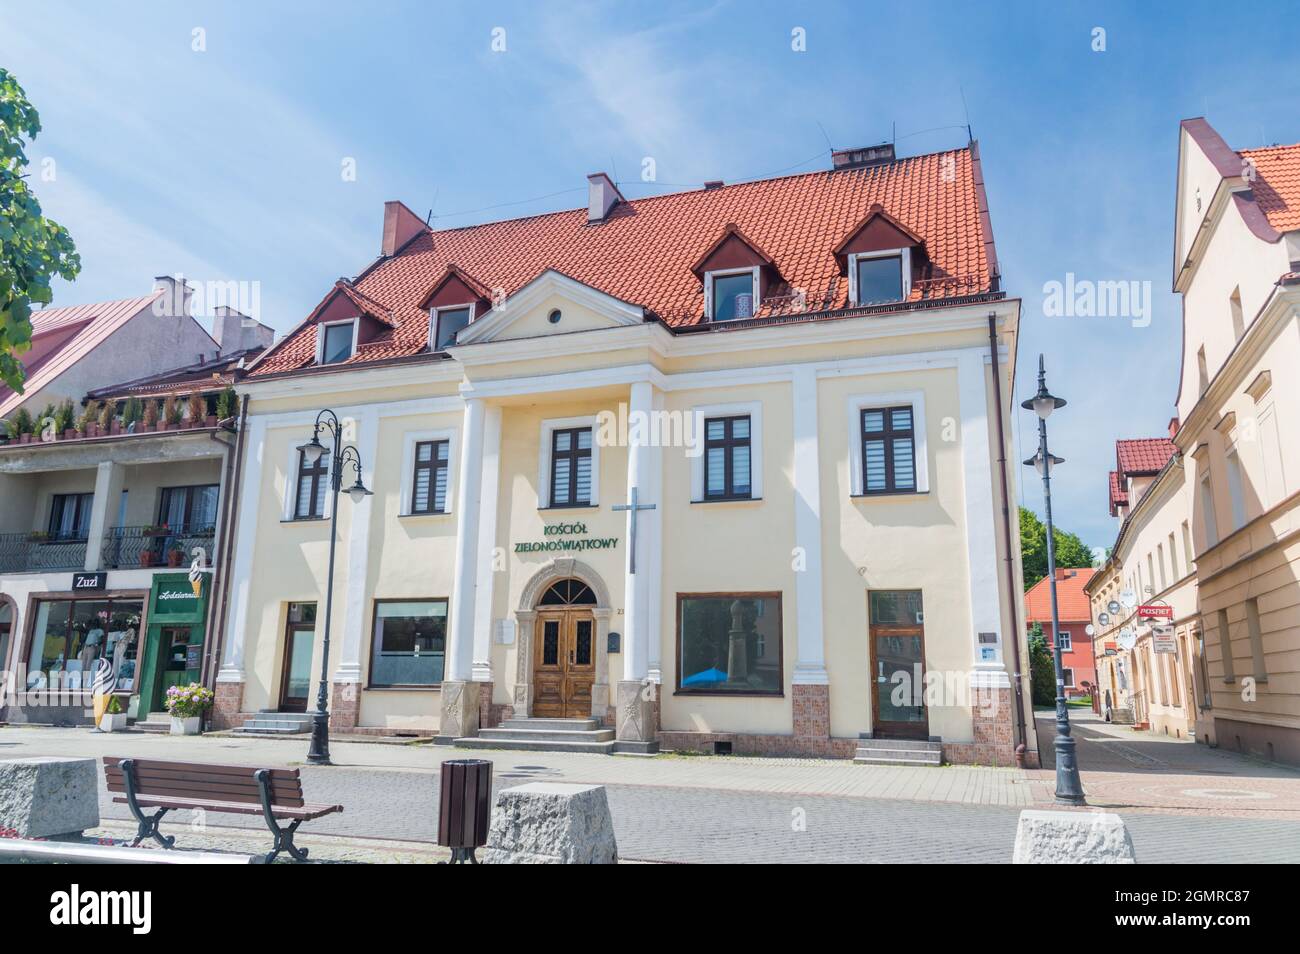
[1098, 612, 1110, 626]
[1118, 627, 1137, 651]
[1119, 590, 1137, 609]
[1085, 624, 1095, 636]
[1107, 600, 1121, 615]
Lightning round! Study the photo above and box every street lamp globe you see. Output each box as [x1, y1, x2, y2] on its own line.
[296, 433, 326, 464]
[1022, 448, 1066, 477]
[346, 475, 373, 504]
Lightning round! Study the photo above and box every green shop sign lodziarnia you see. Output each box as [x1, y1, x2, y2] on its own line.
[514, 522, 619, 554]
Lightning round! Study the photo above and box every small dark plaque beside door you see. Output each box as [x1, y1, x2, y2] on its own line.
[607, 631, 621, 654]
[185, 644, 202, 670]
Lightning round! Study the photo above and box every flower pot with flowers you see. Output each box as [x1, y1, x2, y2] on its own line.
[165, 683, 213, 735]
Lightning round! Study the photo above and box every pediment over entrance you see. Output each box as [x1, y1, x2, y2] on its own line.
[454, 270, 645, 345]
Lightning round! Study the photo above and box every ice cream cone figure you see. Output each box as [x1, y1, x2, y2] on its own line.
[189, 548, 208, 597]
[190, 575, 202, 597]
[91, 657, 114, 728]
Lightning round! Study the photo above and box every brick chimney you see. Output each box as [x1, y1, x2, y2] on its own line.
[587, 172, 625, 223]
[381, 201, 426, 256]
[1168, 416, 1180, 440]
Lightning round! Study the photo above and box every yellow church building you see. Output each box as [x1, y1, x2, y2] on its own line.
[210, 142, 1035, 765]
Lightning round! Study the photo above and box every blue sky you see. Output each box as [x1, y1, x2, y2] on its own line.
[3, 1, 1299, 550]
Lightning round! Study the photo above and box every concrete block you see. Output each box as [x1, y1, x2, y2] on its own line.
[484, 782, 617, 864]
[0, 757, 100, 838]
[1012, 809, 1136, 864]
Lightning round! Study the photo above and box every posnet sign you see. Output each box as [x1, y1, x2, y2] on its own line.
[49, 885, 151, 934]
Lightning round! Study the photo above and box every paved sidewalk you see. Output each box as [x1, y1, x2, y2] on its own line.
[1030, 710, 1300, 819]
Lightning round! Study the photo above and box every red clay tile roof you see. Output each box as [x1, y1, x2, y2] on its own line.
[1024, 568, 1097, 625]
[1115, 438, 1175, 477]
[1108, 470, 1127, 516]
[252, 146, 998, 376]
[1241, 143, 1300, 233]
[0, 293, 163, 417]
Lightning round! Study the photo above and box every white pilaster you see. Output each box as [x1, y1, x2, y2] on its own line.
[959, 350, 1008, 686]
[471, 404, 502, 682]
[621, 381, 656, 683]
[645, 388, 664, 684]
[84, 461, 125, 572]
[447, 397, 485, 683]
[333, 406, 379, 684]
[791, 365, 829, 685]
[218, 414, 267, 682]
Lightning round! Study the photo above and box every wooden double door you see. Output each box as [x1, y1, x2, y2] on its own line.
[532, 608, 596, 718]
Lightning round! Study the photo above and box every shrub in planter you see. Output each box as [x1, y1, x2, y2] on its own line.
[98, 399, 117, 435]
[162, 392, 182, 430]
[165, 683, 213, 735]
[215, 386, 236, 422]
[121, 396, 142, 432]
[167, 547, 185, 567]
[99, 694, 128, 732]
[141, 399, 159, 431]
[185, 392, 205, 428]
[139, 549, 157, 567]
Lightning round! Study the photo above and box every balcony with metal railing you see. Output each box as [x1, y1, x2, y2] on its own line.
[0, 533, 90, 574]
[100, 525, 217, 570]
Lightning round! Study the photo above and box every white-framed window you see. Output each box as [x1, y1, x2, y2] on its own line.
[316, 318, 358, 365]
[399, 427, 458, 516]
[1056, 630, 1072, 652]
[704, 267, 758, 321]
[429, 303, 475, 352]
[1199, 471, 1219, 547]
[690, 401, 763, 502]
[847, 389, 928, 496]
[538, 415, 601, 508]
[283, 444, 333, 521]
[1061, 667, 1075, 688]
[848, 248, 911, 306]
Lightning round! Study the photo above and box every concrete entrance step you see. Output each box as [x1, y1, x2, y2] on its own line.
[234, 711, 313, 735]
[854, 737, 943, 766]
[133, 719, 170, 734]
[498, 717, 601, 732]
[477, 726, 616, 744]
[454, 736, 618, 754]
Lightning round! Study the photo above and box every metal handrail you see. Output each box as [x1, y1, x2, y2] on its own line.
[101, 525, 216, 569]
[0, 532, 88, 573]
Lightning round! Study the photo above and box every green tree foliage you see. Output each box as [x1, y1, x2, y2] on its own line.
[0, 68, 81, 392]
[1027, 623, 1056, 707]
[1020, 506, 1093, 590]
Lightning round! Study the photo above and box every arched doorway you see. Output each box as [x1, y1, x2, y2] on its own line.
[514, 558, 612, 721]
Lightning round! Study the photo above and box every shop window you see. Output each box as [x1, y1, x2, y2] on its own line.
[677, 593, 782, 694]
[25, 598, 143, 692]
[369, 599, 448, 687]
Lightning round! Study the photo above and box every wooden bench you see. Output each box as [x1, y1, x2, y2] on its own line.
[104, 757, 343, 863]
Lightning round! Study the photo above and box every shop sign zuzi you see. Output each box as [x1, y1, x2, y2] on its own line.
[514, 522, 619, 554]
[72, 572, 106, 591]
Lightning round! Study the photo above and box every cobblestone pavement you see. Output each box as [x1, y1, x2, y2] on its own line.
[6, 724, 1300, 862]
[1030, 710, 1300, 819]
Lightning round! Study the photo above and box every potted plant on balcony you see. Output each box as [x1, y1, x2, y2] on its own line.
[12, 407, 34, 444]
[167, 546, 185, 567]
[120, 396, 141, 434]
[99, 694, 128, 732]
[215, 386, 236, 425]
[184, 391, 206, 429]
[98, 399, 116, 436]
[164, 683, 213, 735]
[26, 530, 49, 543]
[141, 398, 160, 432]
[77, 401, 97, 438]
[162, 392, 182, 431]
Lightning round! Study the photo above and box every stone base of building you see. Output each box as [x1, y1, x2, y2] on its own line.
[941, 687, 1020, 767]
[438, 680, 481, 740]
[658, 730, 859, 758]
[212, 680, 246, 730]
[792, 683, 830, 738]
[1213, 716, 1300, 768]
[615, 680, 657, 749]
[330, 681, 360, 732]
[477, 681, 513, 729]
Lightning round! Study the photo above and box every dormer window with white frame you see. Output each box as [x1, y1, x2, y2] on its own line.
[429, 304, 475, 352]
[849, 248, 911, 306]
[317, 318, 358, 365]
[705, 267, 758, 321]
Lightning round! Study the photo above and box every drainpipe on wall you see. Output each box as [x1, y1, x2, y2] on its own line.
[202, 394, 249, 690]
[988, 313, 1029, 763]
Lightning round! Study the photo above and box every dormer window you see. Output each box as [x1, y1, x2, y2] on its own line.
[430, 305, 474, 352]
[318, 319, 357, 365]
[707, 269, 757, 321]
[849, 249, 911, 305]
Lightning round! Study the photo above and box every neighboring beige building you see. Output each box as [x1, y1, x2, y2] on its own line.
[1087, 437, 1204, 741]
[213, 143, 1037, 766]
[1168, 118, 1300, 765]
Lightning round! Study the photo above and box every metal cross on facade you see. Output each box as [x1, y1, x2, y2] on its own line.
[612, 486, 656, 573]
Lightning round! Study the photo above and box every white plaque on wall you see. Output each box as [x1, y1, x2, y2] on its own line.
[494, 619, 516, 645]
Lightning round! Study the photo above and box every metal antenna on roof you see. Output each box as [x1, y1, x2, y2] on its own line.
[815, 121, 834, 154]
[960, 86, 973, 142]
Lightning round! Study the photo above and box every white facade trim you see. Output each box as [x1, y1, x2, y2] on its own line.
[446, 398, 485, 683]
[791, 366, 828, 685]
[957, 350, 1005, 674]
[645, 387, 664, 684]
[334, 405, 379, 683]
[846, 388, 931, 496]
[689, 400, 764, 502]
[847, 248, 912, 306]
[472, 405, 502, 682]
[218, 413, 267, 682]
[455, 269, 644, 345]
[537, 414, 601, 508]
[621, 381, 657, 681]
[398, 426, 459, 516]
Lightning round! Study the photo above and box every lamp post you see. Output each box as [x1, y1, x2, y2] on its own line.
[296, 409, 372, 765]
[1021, 354, 1086, 806]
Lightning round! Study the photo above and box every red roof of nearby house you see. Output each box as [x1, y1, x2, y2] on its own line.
[1025, 567, 1096, 624]
[1108, 470, 1128, 516]
[1241, 143, 1300, 233]
[252, 145, 1000, 376]
[1115, 438, 1175, 476]
[0, 293, 162, 417]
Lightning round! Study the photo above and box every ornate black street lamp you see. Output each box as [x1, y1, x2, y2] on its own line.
[296, 409, 372, 765]
[1021, 355, 1086, 805]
